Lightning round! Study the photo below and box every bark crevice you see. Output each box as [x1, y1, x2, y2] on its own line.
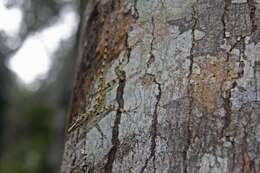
[140, 75, 162, 173]
[147, 17, 156, 68]
[220, 36, 246, 137]
[221, 0, 231, 39]
[247, 0, 257, 33]
[104, 69, 126, 173]
[183, 6, 198, 173]
[124, 31, 132, 64]
[132, 0, 139, 19]
[241, 125, 257, 173]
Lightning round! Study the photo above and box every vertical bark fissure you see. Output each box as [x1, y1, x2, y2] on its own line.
[104, 69, 126, 173]
[140, 76, 162, 173]
[238, 37, 246, 78]
[70, 155, 77, 173]
[187, 6, 198, 80]
[254, 61, 259, 100]
[140, 16, 161, 173]
[132, 0, 139, 19]
[151, 79, 162, 173]
[230, 137, 236, 172]
[220, 66, 233, 137]
[147, 17, 156, 68]
[183, 6, 198, 173]
[221, 36, 245, 137]
[241, 124, 257, 173]
[221, 0, 231, 39]
[125, 31, 132, 64]
[247, 0, 257, 33]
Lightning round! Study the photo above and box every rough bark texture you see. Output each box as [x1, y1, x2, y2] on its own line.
[61, 0, 260, 172]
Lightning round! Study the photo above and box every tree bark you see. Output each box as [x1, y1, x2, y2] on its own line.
[61, 0, 260, 172]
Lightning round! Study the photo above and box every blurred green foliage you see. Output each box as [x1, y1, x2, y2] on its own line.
[0, 0, 84, 172]
[0, 87, 54, 173]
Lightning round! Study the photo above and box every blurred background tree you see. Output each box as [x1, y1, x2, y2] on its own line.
[0, 0, 85, 172]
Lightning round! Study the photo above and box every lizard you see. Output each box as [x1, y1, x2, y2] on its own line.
[67, 23, 113, 133]
[67, 13, 138, 133]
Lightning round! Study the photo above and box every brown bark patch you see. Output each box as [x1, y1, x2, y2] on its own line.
[191, 55, 237, 113]
[68, 0, 134, 130]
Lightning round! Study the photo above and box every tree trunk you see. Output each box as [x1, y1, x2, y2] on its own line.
[61, 0, 260, 172]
